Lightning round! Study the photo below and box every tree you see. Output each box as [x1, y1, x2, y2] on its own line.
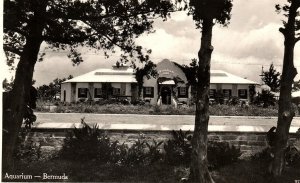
[178, 58, 198, 89]
[186, 0, 233, 182]
[269, 0, 300, 176]
[3, 0, 174, 171]
[135, 61, 158, 98]
[36, 75, 73, 100]
[261, 63, 281, 92]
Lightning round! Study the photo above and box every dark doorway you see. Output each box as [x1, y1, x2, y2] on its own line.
[161, 86, 171, 105]
[63, 90, 66, 102]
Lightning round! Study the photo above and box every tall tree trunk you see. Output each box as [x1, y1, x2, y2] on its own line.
[269, 0, 299, 176]
[189, 18, 214, 183]
[2, 2, 46, 172]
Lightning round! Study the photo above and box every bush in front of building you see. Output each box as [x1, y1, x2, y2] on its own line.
[163, 130, 242, 169]
[60, 119, 112, 162]
[227, 96, 241, 106]
[163, 130, 192, 166]
[253, 90, 276, 108]
[59, 120, 164, 166]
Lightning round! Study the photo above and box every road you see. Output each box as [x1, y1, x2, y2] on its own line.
[33, 113, 300, 133]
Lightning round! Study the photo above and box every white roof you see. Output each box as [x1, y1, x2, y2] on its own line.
[63, 67, 137, 83]
[62, 66, 257, 85]
[210, 70, 258, 85]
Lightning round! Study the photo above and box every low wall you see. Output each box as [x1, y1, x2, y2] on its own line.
[21, 128, 300, 158]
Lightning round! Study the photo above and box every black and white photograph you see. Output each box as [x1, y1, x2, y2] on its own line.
[1, 0, 300, 182]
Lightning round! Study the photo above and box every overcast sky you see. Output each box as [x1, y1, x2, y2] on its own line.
[2, 0, 300, 87]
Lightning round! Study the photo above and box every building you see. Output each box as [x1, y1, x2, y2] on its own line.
[60, 63, 138, 103]
[61, 59, 258, 105]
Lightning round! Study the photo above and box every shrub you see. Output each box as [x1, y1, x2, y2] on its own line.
[253, 90, 276, 108]
[120, 139, 148, 166]
[109, 139, 164, 166]
[146, 140, 164, 164]
[60, 119, 163, 166]
[251, 148, 273, 162]
[252, 146, 300, 167]
[163, 130, 192, 166]
[207, 141, 242, 169]
[227, 96, 240, 106]
[60, 119, 111, 162]
[14, 131, 41, 162]
[164, 130, 242, 169]
[285, 145, 300, 167]
[83, 105, 95, 113]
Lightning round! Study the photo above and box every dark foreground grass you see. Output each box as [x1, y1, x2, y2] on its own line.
[4, 159, 300, 182]
[212, 160, 300, 183]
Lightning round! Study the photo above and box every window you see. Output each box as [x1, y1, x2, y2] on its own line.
[94, 88, 103, 98]
[209, 89, 216, 98]
[238, 89, 247, 99]
[223, 89, 232, 98]
[78, 88, 87, 98]
[143, 87, 154, 98]
[178, 87, 188, 98]
[113, 88, 120, 96]
[145, 87, 152, 95]
[180, 87, 186, 95]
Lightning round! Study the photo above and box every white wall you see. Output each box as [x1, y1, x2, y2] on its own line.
[221, 84, 233, 90]
[210, 84, 217, 90]
[94, 83, 102, 88]
[125, 83, 131, 96]
[61, 83, 71, 103]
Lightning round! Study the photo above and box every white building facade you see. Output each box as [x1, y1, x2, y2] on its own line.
[61, 59, 258, 105]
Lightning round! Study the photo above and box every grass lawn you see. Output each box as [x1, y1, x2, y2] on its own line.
[6, 159, 300, 182]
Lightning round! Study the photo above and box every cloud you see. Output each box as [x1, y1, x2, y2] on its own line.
[4, 0, 300, 86]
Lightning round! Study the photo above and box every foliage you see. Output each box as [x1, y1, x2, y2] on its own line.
[35, 101, 283, 116]
[60, 119, 112, 162]
[178, 58, 198, 89]
[252, 146, 300, 167]
[249, 84, 256, 103]
[13, 131, 41, 162]
[135, 61, 158, 97]
[285, 145, 300, 167]
[3, 0, 176, 170]
[227, 96, 240, 106]
[164, 130, 192, 166]
[60, 119, 164, 166]
[164, 130, 241, 169]
[11, 158, 300, 183]
[187, 0, 233, 29]
[4, 0, 175, 68]
[261, 64, 281, 92]
[37, 75, 73, 100]
[253, 90, 276, 108]
[251, 148, 273, 162]
[207, 141, 242, 169]
[2, 77, 14, 92]
[293, 80, 300, 91]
